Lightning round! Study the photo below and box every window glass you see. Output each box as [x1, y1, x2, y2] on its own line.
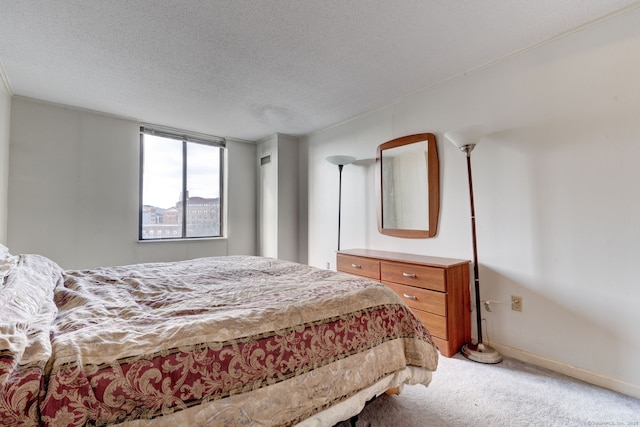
[140, 129, 223, 240]
[186, 141, 221, 237]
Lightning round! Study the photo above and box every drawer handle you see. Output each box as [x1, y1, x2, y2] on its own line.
[351, 264, 362, 269]
[402, 272, 417, 278]
[403, 293, 417, 300]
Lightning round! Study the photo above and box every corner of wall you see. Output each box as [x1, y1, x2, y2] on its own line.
[0, 60, 13, 96]
[0, 73, 11, 244]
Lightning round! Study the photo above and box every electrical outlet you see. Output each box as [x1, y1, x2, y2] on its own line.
[511, 295, 523, 312]
[325, 261, 331, 269]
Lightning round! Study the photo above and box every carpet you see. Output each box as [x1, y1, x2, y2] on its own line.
[339, 354, 640, 426]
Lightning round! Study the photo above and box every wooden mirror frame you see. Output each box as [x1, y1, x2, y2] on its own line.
[375, 133, 440, 238]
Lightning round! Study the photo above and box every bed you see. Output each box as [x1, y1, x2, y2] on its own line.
[0, 246, 438, 426]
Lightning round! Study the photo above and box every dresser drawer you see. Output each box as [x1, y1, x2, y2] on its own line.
[337, 254, 380, 280]
[411, 309, 447, 340]
[383, 281, 446, 316]
[380, 261, 446, 292]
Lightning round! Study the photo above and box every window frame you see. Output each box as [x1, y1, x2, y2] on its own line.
[138, 126, 225, 241]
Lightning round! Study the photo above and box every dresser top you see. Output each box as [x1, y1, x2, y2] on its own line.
[337, 248, 470, 268]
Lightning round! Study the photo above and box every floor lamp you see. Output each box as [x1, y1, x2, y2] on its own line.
[326, 155, 356, 251]
[445, 126, 502, 364]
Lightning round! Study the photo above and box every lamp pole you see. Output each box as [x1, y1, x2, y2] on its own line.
[337, 164, 344, 250]
[326, 155, 356, 251]
[445, 126, 501, 364]
[465, 146, 484, 345]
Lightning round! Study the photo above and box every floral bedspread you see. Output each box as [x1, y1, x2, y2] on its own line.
[0, 255, 438, 426]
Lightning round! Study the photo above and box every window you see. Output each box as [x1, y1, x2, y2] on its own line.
[139, 126, 225, 240]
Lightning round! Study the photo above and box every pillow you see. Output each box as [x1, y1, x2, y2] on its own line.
[0, 243, 17, 284]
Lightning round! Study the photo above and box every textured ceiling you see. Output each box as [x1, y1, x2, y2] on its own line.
[1, 0, 639, 141]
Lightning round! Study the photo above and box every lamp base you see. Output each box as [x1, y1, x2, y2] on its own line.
[461, 342, 502, 364]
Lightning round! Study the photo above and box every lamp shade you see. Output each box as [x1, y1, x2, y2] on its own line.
[444, 125, 487, 148]
[326, 155, 356, 166]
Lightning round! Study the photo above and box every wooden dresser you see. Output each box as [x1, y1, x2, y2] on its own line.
[337, 249, 471, 357]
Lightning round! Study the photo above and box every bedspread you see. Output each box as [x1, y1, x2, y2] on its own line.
[1, 255, 438, 426]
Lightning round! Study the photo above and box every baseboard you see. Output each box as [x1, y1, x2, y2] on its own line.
[491, 342, 640, 399]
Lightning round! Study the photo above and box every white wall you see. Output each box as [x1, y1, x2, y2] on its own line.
[0, 77, 10, 244]
[297, 138, 309, 264]
[8, 97, 256, 269]
[276, 134, 299, 262]
[256, 133, 299, 262]
[304, 9, 640, 396]
[226, 137, 257, 256]
[257, 135, 278, 258]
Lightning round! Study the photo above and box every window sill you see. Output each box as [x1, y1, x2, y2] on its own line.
[137, 236, 227, 243]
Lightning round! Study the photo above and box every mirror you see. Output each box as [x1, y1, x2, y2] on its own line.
[376, 133, 439, 238]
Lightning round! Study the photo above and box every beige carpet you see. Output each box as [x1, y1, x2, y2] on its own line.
[340, 354, 640, 426]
